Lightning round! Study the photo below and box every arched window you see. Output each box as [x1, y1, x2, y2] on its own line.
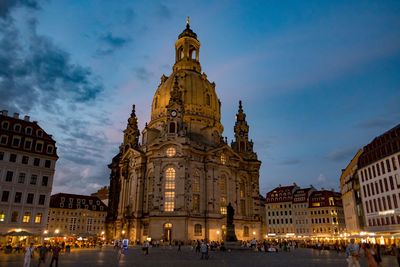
[220, 175, 227, 215]
[178, 47, 184, 60]
[194, 224, 202, 236]
[169, 122, 176, 133]
[243, 226, 249, 237]
[164, 168, 175, 212]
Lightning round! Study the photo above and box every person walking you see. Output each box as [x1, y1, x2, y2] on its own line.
[345, 239, 360, 267]
[200, 241, 208, 260]
[49, 243, 61, 267]
[23, 243, 34, 267]
[177, 241, 181, 252]
[363, 243, 378, 267]
[37, 244, 47, 267]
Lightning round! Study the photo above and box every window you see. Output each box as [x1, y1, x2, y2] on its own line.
[0, 135, 8, 146]
[194, 224, 202, 236]
[206, 94, 211, 106]
[166, 147, 176, 157]
[6, 171, 13, 182]
[2, 121, 9, 129]
[193, 172, 200, 193]
[193, 194, 200, 212]
[392, 157, 397, 170]
[9, 153, 17, 162]
[164, 192, 175, 212]
[11, 137, 21, 147]
[30, 175, 37, 185]
[168, 122, 176, 133]
[34, 213, 42, 224]
[243, 226, 249, 237]
[0, 151, 3, 160]
[35, 142, 43, 152]
[165, 168, 175, 190]
[0, 211, 5, 222]
[240, 182, 245, 198]
[42, 176, 49, 186]
[38, 195, 45, 205]
[26, 193, 34, 204]
[23, 212, 31, 223]
[220, 197, 227, 214]
[11, 211, 18, 222]
[44, 159, 51, 168]
[25, 127, 32, 135]
[240, 199, 246, 215]
[37, 129, 43, 137]
[69, 217, 77, 231]
[386, 159, 391, 172]
[220, 154, 226, 165]
[14, 192, 22, 203]
[22, 156, 29, 164]
[1, 191, 10, 202]
[46, 145, 54, 154]
[33, 158, 40, 166]
[143, 223, 149, 236]
[18, 173, 26, 184]
[389, 176, 395, 190]
[24, 139, 32, 150]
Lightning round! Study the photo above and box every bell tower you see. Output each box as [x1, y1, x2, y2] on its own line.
[164, 76, 185, 136]
[231, 101, 256, 158]
[122, 104, 140, 152]
[173, 18, 201, 73]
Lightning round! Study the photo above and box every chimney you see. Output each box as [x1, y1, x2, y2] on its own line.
[13, 112, 19, 119]
[1, 110, 8, 116]
[24, 115, 30, 121]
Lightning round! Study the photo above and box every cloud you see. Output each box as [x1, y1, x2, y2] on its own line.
[134, 67, 153, 82]
[0, 0, 39, 18]
[0, 16, 103, 114]
[95, 32, 131, 56]
[327, 146, 358, 162]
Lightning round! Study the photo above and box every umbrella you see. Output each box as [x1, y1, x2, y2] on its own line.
[6, 230, 34, 236]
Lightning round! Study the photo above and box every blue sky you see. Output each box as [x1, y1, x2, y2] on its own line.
[1, 0, 399, 195]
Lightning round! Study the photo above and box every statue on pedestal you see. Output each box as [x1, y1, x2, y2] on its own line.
[225, 202, 237, 242]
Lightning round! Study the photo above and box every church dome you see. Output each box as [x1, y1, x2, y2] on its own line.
[148, 22, 223, 136]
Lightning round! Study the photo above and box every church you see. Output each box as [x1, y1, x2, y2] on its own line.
[106, 21, 263, 243]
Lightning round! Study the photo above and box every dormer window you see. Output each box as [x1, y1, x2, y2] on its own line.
[46, 145, 54, 154]
[36, 129, 43, 138]
[14, 124, 21, 132]
[1, 121, 9, 130]
[25, 127, 32, 135]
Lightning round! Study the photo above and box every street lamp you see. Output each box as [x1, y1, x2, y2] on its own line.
[55, 229, 59, 234]
[43, 230, 48, 235]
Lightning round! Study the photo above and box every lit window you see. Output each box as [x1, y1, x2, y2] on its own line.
[220, 154, 226, 165]
[0, 211, 5, 222]
[164, 192, 175, 212]
[35, 213, 42, 224]
[165, 168, 175, 190]
[23, 212, 31, 223]
[193, 194, 200, 212]
[166, 147, 176, 157]
[220, 197, 227, 215]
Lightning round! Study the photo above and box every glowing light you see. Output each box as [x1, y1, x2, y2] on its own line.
[44, 230, 48, 234]
[101, 231, 105, 235]
[253, 231, 256, 236]
[122, 230, 126, 234]
[15, 229, 22, 232]
[216, 230, 220, 235]
[55, 229, 59, 234]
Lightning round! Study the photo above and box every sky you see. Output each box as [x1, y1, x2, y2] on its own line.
[0, 0, 399, 196]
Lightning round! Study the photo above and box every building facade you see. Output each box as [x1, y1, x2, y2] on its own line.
[358, 124, 400, 233]
[309, 190, 345, 237]
[0, 110, 58, 235]
[47, 193, 107, 236]
[106, 22, 262, 243]
[340, 149, 365, 234]
[292, 187, 315, 236]
[265, 184, 299, 237]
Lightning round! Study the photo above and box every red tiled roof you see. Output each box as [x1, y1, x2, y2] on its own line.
[308, 190, 342, 208]
[0, 112, 58, 158]
[50, 193, 108, 211]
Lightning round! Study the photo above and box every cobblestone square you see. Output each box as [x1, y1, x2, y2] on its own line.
[0, 246, 397, 267]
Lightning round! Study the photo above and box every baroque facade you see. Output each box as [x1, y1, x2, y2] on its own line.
[106, 22, 262, 243]
[0, 110, 58, 235]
